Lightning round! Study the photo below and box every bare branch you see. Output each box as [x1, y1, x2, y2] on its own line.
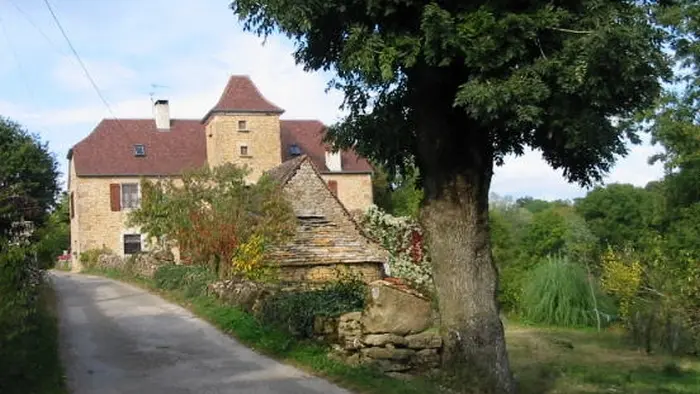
[549, 27, 595, 34]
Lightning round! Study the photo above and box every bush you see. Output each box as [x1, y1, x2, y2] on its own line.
[128, 164, 295, 278]
[260, 278, 366, 338]
[0, 245, 64, 394]
[153, 265, 218, 297]
[521, 255, 614, 328]
[79, 247, 112, 270]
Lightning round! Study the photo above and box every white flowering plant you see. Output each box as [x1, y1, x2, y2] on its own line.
[360, 205, 433, 290]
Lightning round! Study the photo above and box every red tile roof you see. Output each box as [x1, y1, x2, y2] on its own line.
[280, 120, 373, 173]
[70, 76, 372, 176]
[70, 119, 206, 176]
[203, 75, 284, 122]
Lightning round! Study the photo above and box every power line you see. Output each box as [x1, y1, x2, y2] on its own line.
[42, 0, 121, 123]
[5, 0, 66, 57]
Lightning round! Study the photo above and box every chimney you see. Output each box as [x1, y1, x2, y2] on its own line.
[154, 99, 170, 130]
[325, 150, 342, 172]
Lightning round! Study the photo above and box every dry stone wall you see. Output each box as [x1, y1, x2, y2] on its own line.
[318, 280, 443, 375]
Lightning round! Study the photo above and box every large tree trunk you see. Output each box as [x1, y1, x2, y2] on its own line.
[411, 66, 515, 393]
[420, 168, 514, 393]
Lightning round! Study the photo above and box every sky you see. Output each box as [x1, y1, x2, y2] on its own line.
[0, 0, 666, 200]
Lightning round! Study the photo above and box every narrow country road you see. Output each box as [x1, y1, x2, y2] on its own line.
[52, 271, 350, 394]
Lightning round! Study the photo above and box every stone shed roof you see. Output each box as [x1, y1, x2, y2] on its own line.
[266, 156, 389, 267]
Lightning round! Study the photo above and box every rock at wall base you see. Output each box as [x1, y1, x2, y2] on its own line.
[361, 280, 432, 335]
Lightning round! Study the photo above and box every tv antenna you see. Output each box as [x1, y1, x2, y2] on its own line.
[148, 83, 170, 102]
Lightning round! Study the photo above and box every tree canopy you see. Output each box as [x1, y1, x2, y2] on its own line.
[0, 117, 59, 245]
[231, 1, 671, 391]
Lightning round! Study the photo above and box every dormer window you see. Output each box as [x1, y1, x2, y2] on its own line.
[238, 120, 248, 132]
[289, 144, 302, 156]
[134, 144, 146, 157]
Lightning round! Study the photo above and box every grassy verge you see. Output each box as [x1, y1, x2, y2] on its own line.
[86, 267, 700, 394]
[0, 283, 68, 394]
[84, 268, 445, 394]
[508, 323, 700, 394]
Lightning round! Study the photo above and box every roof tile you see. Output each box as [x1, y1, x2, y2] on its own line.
[204, 75, 284, 121]
[71, 119, 206, 176]
[280, 120, 373, 173]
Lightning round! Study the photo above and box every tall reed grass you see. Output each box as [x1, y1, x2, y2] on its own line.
[521, 255, 614, 327]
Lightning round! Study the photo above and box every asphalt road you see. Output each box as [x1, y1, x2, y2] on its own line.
[52, 271, 350, 394]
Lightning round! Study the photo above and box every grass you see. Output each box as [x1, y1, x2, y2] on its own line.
[507, 323, 700, 394]
[86, 267, 700, 394]
[0, 283, 68, 394]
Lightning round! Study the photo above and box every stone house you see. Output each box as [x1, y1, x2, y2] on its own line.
[265, 155, 389, 282]
[67, 76, 375, 267]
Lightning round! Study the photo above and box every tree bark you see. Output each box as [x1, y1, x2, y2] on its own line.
[410, 66, 515, 393]
[420, 167, 515, 393]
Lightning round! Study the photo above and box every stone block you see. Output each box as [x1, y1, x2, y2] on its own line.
[362, 334, 408, 347]
[405, 331, 443, 349]
[411, 348, 440, 368]
[361, 347, 415, 361]
[339, 311, 362, 323]
[361, 281, 432, 335]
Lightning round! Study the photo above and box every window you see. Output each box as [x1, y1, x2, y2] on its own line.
[289, 144, 302, 156]
[134, 144, 146, 157]
[239, 145, 249, 156]
[238, 120, 248, 131]
[121, 183, 140, 209]
[123, 234, 142, 255]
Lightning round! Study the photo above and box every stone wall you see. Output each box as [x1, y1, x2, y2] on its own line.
[208, 278, 278, 315]
[95, 251, 171, 278]
[278, 263, 382, 283]
[317, 280, 442, 376]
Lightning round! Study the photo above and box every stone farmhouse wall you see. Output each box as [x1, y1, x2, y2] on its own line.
[320, 173, 373, 214]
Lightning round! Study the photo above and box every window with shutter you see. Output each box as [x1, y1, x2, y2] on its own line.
[109, 184, 121, 211]
[121, 183, 140, 209]
[328, 180, 338, 197]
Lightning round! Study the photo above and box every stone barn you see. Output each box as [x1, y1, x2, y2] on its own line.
[266, 155, 389, 283]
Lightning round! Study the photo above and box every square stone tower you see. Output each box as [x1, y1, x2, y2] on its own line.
[203, 76, 284, 181]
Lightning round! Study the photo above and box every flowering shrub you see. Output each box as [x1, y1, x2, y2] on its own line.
[129, 164, 295, 278]
[359, 205, 432, 289]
